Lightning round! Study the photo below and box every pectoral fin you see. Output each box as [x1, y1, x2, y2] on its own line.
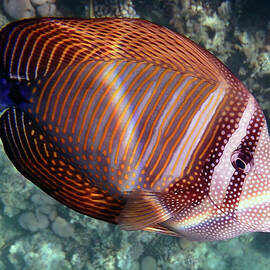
[119, 189, 171, 231]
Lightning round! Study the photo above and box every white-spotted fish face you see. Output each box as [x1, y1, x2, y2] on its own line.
[205, 96, 270, 240]
[160, 82, 270, 241]
[236, 109, 270, 234]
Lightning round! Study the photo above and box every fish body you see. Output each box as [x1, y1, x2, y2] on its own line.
[0, 18, 269, 241]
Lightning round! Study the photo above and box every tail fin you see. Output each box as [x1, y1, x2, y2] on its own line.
[0, 77, 13, 112]
[0, 74, 31, 112]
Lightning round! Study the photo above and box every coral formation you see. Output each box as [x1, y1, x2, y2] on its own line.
[93, 0, 138, 18]
[19, 211, 49, 233]
[140, 256, 157, 270]
[31, 0, 58, 17]
[2, 0, 59, 19]
[52, 217, 74, 238]
[3, 0, 35, 20]
[166, 0, 270, 117]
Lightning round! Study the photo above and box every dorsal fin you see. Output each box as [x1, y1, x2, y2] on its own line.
[0, 18, 222, 83]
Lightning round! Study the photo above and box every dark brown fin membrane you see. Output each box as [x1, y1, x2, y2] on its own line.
[119, 189, 171, 231]
[0, 17, 220, 83]
[0, 108, 124, 223]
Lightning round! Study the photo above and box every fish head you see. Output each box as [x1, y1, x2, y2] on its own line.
[162, 84, 270, 241]
[235, 103, 270, 234]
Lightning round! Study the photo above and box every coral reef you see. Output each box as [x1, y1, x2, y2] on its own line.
[1, 0, 138, 20]
[92, 0, 138, 18]
[166, 0, 270, 118]
[0, 1, 270, 270]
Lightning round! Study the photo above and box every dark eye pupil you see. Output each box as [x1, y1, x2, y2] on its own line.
[235, 158, 246, 170]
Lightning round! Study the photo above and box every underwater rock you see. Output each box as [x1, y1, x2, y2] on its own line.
[179, 238, 196, 251]
[3, 0, 36, 19]
[3, 0, 59, 19]
[37, 204, 57, 221]
[31, 0, 48, 5]
[19, 211, 49, 232]
[140, 256, 157, 270]
[36, 3, 57, 16]
[31, 193, 57, 206]
[52, 217, 74, 238]
[30, 0, 58, 17]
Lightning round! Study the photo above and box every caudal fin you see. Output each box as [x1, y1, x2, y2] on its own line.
[0, 74, 31, 112]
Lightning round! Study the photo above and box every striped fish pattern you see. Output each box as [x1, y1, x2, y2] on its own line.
[0, 18, 269, 241]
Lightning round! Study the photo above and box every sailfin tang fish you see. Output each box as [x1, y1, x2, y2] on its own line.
[0, 18, 269, 241]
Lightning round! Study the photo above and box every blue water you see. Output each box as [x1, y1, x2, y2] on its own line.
[0, 1, 270, 269]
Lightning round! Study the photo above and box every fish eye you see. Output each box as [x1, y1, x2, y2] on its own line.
[231, 150, 253, 173]
[235, 158, 246, 170]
